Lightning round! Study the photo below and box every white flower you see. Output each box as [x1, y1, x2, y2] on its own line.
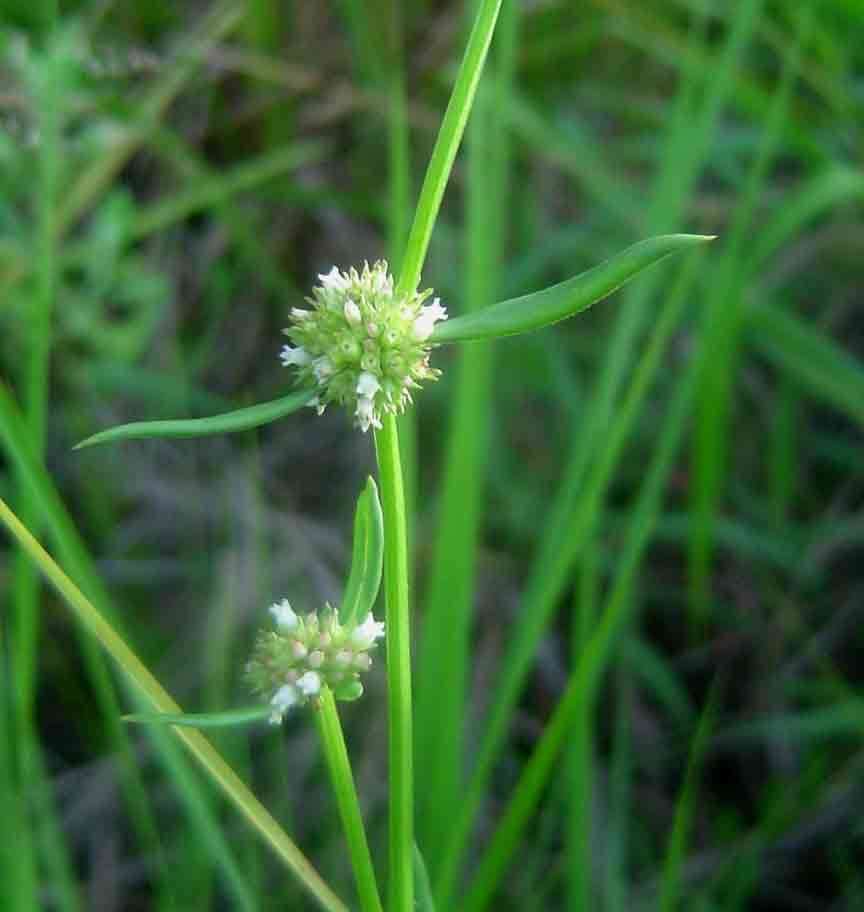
[306, 395, 327, 416]
[280, 345, 312, 367]
[413, 298, 447, 341]
[270, 684, 299, 723]
[356, 371, 381, 398]
[319, 266, 350, 292]
[270, 599, 298, 631]
[290, 308, 311, 321]
[296, 671, 322, 697]
[344, 299, 362, 324]
[351, 613, 386, 649]
[355, 396, 380, 432]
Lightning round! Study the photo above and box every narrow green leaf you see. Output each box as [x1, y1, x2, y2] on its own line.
[414, 844, 437, 912]
[75, 388, 316, 449]
[339, 478, 384, 626]
[123, 707, 272, 729]
[0, 495, 347, 912]
[747, 302, 864, 429]
[431, 234, 714, 344]
[340, 487, 370, 624]
[357, 478, 384, 620]
[658, 680, 721, 912]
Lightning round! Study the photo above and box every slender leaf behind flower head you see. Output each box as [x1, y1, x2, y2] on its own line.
[431, 234, 714, 344]
[414, 844, 437, 912]
[340, 478, 385, 626]
[75, 388, 316, 449]
[123, 708, 273, 729]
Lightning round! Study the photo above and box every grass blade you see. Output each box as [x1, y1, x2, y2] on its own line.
[396, 0, 503, 296]
[0, 496, 348, 912]
[431, 234, 714, 344]
[75, 389, 315, 449]
[414, 844, 437, 912]
[747, 302, 864, 429]
[658, 681, 721, 912]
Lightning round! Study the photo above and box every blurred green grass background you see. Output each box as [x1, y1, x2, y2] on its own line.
[1, 0, 863, 909]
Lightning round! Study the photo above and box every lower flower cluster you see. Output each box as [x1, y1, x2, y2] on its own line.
[245, 599, 385, 723]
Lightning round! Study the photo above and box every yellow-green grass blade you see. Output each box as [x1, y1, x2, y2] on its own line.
[0, 496, 348, 912]
[0, 384, 344, 911]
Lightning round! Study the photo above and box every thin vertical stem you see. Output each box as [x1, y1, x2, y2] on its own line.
[315, 690, 383, 912]
[373, 414, 413, 912]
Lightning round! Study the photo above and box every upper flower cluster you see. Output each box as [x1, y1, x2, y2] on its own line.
[245, 599, 386, 723]
[280, 261, 447, 431]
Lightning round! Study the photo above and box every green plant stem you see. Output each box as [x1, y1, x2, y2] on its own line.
[0, 496, 348, 912]
[315, 690, 383, 912]
[373, 413, 413, 912]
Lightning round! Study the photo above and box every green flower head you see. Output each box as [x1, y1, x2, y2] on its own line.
[245, 599, 386, 723]
[280, 261, 447, 431]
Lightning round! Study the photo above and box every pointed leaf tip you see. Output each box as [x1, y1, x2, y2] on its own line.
[431, 233, 714, 345]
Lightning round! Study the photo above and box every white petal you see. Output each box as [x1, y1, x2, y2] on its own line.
[351, 613, 386, 649]
[280, 345, 312, 367]
[270, 599, 299, 630]
[319, 266, 349, 291]
[356, 371, 380, 398]
[269, 684, 299, 723]
[296, 671, 322, 697]
[427, 297, 447, 322]
[355, 395, 376, 433]
[412, 298, 447, 341]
